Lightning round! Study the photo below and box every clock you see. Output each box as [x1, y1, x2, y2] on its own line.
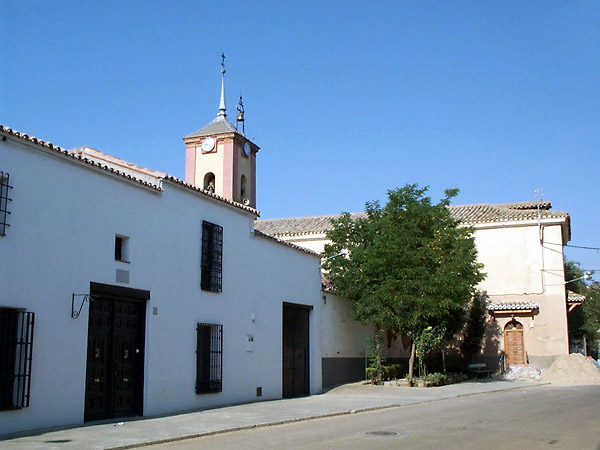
[243, 141, 251, 157]
[201, 137, 215, 153]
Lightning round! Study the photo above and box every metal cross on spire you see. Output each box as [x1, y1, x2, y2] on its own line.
[218, 53, 227, 117]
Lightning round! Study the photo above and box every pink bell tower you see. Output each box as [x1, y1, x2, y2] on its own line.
[183, 55, 259, 208]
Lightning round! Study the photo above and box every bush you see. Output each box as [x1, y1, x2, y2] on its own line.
[367, 364, 407, 383]
[423, 372, 447, 387]
[384, 364, 405, 380]
[366, 367, 380, 384]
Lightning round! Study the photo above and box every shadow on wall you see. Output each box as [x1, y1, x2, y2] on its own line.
[424, 311, 503, 374]
[481, 318, 503, 371]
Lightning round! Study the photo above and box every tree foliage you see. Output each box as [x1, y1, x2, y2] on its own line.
[565, 259, 600, 355]
[582, 285, 600, 356]
[323, 184, 485, 376]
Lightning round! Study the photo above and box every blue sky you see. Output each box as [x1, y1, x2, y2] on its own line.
[1, 1, 599, 272]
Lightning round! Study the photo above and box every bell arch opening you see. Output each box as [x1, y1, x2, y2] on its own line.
[203, 173, 216, 193]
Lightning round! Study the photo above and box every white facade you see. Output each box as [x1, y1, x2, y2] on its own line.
[0, 128, 322, 436]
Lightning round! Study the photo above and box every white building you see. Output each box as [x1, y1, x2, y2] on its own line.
[255, 201, 572, 384]
[0, 73, 323, 435]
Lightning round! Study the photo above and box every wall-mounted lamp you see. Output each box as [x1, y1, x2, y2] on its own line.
[322, 248, 349, 264]
[565, 271, 593, 285]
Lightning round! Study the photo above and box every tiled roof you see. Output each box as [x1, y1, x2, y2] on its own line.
[162, 175, 259, 216]
[487, 301, 539, 312]
[567, 290, 586, 304]
[68, 146, 165, 187]
[185, 115, 242, 139]
[1, 124, 258, 216]
[1, 125, 163, 191]
[255, 202, 568, 237]
[254, 230, 318, 256]
[256, 213, 367, 236]
[449, 201, 567, 225]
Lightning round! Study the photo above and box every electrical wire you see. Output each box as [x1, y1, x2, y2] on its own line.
[566, 244, 600, 251]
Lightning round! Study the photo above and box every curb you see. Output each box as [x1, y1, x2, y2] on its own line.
[107, 382, 547, 449]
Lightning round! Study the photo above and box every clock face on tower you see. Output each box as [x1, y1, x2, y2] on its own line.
[201, 137, 215, 153]
[243, 141, 251, 157]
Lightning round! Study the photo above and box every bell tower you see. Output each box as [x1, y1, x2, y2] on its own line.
[183, 55, 259, 208]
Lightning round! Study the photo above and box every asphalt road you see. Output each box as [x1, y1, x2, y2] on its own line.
[145, 385, 600, 450]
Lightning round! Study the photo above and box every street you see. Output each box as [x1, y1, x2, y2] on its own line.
[146, 385, 600, 450]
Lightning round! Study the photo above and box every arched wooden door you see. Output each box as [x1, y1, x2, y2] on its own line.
[504, 321, 526, 367]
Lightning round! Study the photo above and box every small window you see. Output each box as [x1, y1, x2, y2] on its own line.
[201, 221, 223, 292]
[0, 172, 12, 236]
[0, 307, 35, 410]
[115, 235, 129, 262]
[196, 323, 223, 394]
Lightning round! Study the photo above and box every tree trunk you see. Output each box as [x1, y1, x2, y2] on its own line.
[374, 325, 383, 384]
[408, 341, 416, 378]
[442, 348, 447, 374]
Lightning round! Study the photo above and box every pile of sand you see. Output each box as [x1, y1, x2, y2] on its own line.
[542, 353, 600, 385]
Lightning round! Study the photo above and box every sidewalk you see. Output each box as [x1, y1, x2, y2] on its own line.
[1, 380, 543, 450]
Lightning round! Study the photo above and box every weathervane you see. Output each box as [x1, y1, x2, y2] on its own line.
[237, 94, 245, 134]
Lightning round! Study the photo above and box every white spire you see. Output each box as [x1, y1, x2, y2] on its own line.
[218, 53, 226, 117]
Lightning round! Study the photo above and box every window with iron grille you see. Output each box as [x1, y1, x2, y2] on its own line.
[201, 221, 223, 292]
[0, 172, 12, 236]
[196, 323, 223, 394]
[0, 307, 35, 410]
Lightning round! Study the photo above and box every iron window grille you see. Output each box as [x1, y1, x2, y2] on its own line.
[0, 307, 35, 410]
[0, 172, 12, 236]
[201, 221, 223, 292]
[196, 323, 223, 394]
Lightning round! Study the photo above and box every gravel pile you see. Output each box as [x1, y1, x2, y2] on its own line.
[542, 353, 600, 385]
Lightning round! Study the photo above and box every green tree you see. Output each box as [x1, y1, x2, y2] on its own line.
[565, 259, 599, 356]
[582, 285, 600, 357]
[323, 184, 485, 379]
[565, 260, 586, 340]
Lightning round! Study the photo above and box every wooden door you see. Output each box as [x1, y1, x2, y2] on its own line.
[85, 296, 145, 421]
[283, 304, 310, 398]
[504, 321, 526, 367]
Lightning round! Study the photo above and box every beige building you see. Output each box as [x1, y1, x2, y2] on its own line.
[255, 201, 573, 381]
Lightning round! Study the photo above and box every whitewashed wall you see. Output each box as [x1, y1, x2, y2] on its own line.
[0, 136, 321, 435]
[475, 223, 569, 359]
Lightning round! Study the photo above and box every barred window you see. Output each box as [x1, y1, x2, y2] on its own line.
[196, 323, 223, 394]
[201, 221, 223, 292]
[0, 307, 35, 410]
[0, 172, 12, 236]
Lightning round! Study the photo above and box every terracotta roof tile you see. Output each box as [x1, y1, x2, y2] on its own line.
[487, 301, 539, 311]
[162, 175, 259, 216]
[185, 116, 242, 139]
[254, 229, 318, 256]
[1, 124, 259, 216]
[567, 290, 585, 304]
[1, 125, 163, 191]
[255, 202, 568, 237]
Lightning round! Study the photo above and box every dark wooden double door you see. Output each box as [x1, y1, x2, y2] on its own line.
[282, 303, 310, 398]
[85, 293, 146, 421]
